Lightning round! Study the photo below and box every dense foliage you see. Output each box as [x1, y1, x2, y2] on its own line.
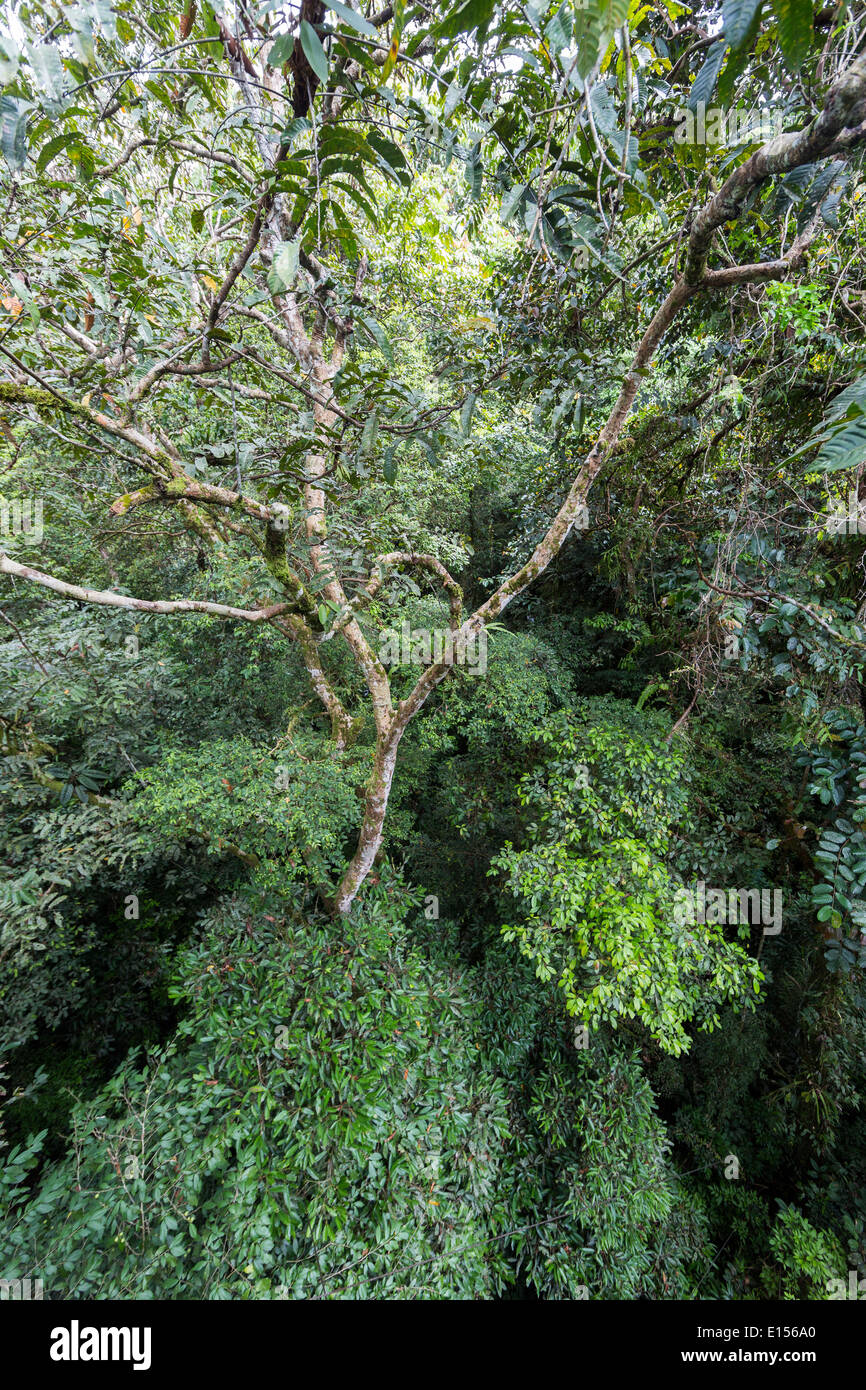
[2, 0, 866, 1301]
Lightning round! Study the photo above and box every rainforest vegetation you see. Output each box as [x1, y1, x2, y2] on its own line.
[2, 0, 866, 1301]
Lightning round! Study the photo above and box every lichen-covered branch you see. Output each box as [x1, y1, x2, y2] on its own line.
[0, 553, 290, 622]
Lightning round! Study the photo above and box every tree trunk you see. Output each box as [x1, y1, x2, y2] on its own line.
[333, 720, 404, 915]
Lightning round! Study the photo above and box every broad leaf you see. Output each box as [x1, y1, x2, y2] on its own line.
[267, 239, 300, 295]
[300, 19, 329, 86]
[688, 41, 728, 113]
[774, 0, 813, 72]
[723, 0, 763, 49]
[325, 1, 378, 39]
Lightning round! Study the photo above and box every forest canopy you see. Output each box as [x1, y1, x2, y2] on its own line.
[2, 0, 866, 1306]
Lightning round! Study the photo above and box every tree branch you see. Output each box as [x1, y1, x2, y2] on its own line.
[0, 553, 291, 622]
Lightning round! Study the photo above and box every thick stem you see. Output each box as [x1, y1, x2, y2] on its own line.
[304, 353, 394, 739]
[272, 612, 355, 749]
[333, 719, 404, 915]
[0, 553, 290, 621]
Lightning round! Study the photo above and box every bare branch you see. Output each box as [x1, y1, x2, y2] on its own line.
[0, 553, 291, 622]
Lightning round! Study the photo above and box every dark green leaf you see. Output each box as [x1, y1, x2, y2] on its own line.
[300, 19, 329, 86]
[269, 33, 295, 66]
[35, 132, 74, 173]
[688, 41, 728, 113]
[774, 0, 813, 72]
[437, 0, 496, 39]
[358, 315, 394, 364]
[723, 0, 763, 48]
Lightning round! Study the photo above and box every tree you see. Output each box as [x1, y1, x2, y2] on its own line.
[2, 0, 866, 919]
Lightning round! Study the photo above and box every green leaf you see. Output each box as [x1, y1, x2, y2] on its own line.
[279, 116, 310, 149]
[8, 273, 39, 328]
[328, 177, 378, 225]
[589, 84, 617, 137]
[547, 181, 592, 210]
[201, 1, 222, 42]
[35, 132, 74, 173]
[325, 1, 378, 39]
[67, 15, 96, 69]
[267, 239, 300, 295]
[574, 0, 628, 78]
[545, 4, 572, 52]
[300, 19, 329, 86]
[500, 182, 528, 225]
[723, 0, 763, 48]
[360, 409, 378, 454]
[813, 417, 866, 473]
[688, 41, 728, 113]
[0, 32, 19, 84]
[437, 0, 496, 39]
[365, 131, 411, 185]
[269, 33, 295, 66]
[0, 96, 29, 172]
[91, 0, 117, 40]
[443, 82, 462, 119]
[67, 139, 95, 181]
[358, 315, 394, 364]
[327, 199, 359, 258]
[601, 0, 630, 26]
[465, 150, 483, 200]
[461, 392, 476, 438]
[820, 175, 848, 228]
[824, 376, 866, 424]
[774, 0, 813, 71]
[383, 445, 398, 484]
[26, 42, 65, 98]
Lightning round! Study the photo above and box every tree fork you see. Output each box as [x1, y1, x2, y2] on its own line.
[328, 53, 866, 916]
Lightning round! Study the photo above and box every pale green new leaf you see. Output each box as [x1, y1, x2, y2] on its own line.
[0, 32, 19, 83]
[325, 1, 378, 39]
[1, 96, 29, 171]
[267, 239, 300, 295]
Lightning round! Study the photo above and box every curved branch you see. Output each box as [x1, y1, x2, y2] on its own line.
[467, 54, 866, 634]
[271, 612, 356, 748]
[0, 553, 290, 622]
[364, 551, 463, 626]
[109, 475, 272, 525]
[683, 52, 866, 285]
